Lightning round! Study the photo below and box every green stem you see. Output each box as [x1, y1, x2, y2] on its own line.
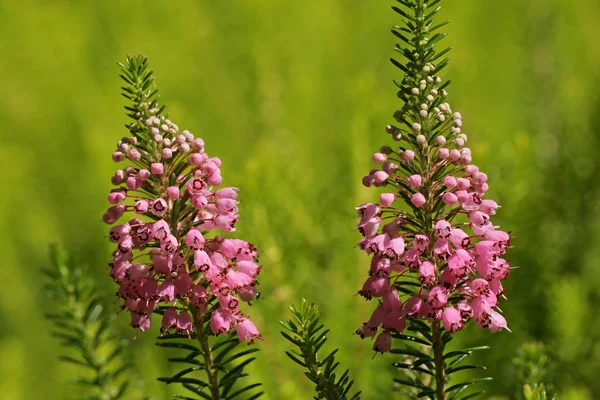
[432, 320, 446, 400]
[194, 308, 220, 400]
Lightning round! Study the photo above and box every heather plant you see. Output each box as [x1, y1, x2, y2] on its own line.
[283, 0, 513, 399]
[102, 55, 264, 400]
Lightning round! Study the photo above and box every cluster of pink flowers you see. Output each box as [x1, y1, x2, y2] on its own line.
[355, 91, 512, 353]
[104, 108, 261, 343]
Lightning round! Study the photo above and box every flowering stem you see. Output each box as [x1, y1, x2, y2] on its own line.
[432, 320, 446, 400]
[193, 308, 221, 400]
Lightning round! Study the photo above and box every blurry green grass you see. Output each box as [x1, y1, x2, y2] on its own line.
[0, 0, 599, 399]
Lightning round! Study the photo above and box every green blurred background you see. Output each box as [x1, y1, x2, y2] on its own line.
[1, 0, 599, 398]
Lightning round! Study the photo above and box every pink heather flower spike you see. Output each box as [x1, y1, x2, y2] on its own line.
[103, 57, 262, 343]
[354, 41, 514, 355]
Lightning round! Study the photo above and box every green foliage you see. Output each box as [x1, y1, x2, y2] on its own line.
[118, 54, 164, 123]
[390, 0, 451, 119]
[280, 300, 361, 400]
[156, 320, 263, 400]
[513, 342, 556, 400]
[43, 244, 137, 400]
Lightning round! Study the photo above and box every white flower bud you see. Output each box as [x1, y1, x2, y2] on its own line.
[151, 127, 160, 135]
[163, 138, 172, 146]
[430, 89, 438, 96]
[438, 114, 446, 122]
[427, 95, 434, 101]
[145, 118, 153, 126]
[183, 130, 194, 141]
[411, 88, 419, 95]
[411, 123, 422, 133]
[427, 76, 434, 83]
[453, 112, 462, 120]
[451, 126, 461, 134]
[435, 76, 442, 84]
[423, 65, 431, 72]
[436, 135, 446, 145]
[455, 138, 465, 148]
[419, 110, 428, 118]
[458, 133, 468, 142]
[421, 103, 429, 110]
[179, 143, 190, 153]
[154, 134, 163, 142]
[416, 135, 426, 145]
[161, 124, 169, 132]
[454, 119, 463, 128]
[461, 147, 471, 156]
[392, 132, 402, 141]
[440, 89, 448, 97]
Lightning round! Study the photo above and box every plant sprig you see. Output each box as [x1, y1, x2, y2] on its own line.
[43, 244, 137, 400]
[280, 299, 361, 400]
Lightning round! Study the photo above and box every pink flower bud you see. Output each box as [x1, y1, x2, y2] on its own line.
[403, 150, 415, 162]
[215, 187, 239, 199]
[192, 195, 208, 209]
[176, 311, 193, 335]
[128, 148, 141, 161]
[372, 153, 387, 164]
[189, 153, 204, 165]
[413, 235, 429, 252]
[419, 261, 436, 286]
[489, 311, 510, 332]
[457, 178, 470, 190]
[449, 149, 461, 161]
[411, 192, 426, 208]
[442, 192, 458, 205]
[404, 296, 423, 318]
[428, 285, 448, 309]
[210, 309, 233, 334]
[151, 163, 164, 174]
[192, 138, 205, 152]
[382, 290, 402, 311]
[112, 151, 125, 162]
[443, 176, 457, 189]
[207, 173, 223, 186]
[372, 171, 389, 184]
[161, 308, 177, 332]
[108, 190, 126, 204]
[408, 174, 422, 188]
[134, 200, 149, 214]
[373, 330, 392, 353]
[380, 193, 395, 207]
[162, 148, 173, 159]
[236, 319, 262, 343]
[442, 307, 463, 332]
[167, 186, 180, 199]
